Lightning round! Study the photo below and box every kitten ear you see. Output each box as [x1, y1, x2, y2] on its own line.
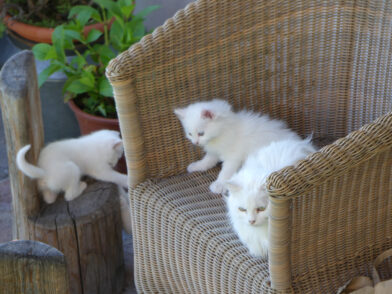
[113, 139, 123, 153]
[226, 180, 242, 194]
[201, 109, 215, 120]
[174, 108, 186, 120]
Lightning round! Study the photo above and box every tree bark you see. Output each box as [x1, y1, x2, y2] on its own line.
[0, 240, 69, 294]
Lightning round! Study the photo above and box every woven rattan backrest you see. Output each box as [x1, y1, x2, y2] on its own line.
[107, 0, 392, 181]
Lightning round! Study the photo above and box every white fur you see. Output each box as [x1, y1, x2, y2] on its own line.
[174, 99, 301, 193]
[118, 186, 132, 234]
[226, 138, 316, 257]
[16, 130, 128, 204]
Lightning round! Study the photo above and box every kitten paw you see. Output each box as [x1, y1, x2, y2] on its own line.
[187, 161, 205, 173]
[79, 181, 87, 193]
[43, 190, 57, 204]
[209, 181, 226, 194]
[64, 181, 87, 201]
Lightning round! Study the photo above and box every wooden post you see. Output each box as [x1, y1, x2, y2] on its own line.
[0, 240, 69, 294]
[0, 50, 125, 293]
[0, 50, 44, 240]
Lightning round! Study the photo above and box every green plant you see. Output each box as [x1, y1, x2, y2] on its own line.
[0, 21, 5, 37]
[32, 0, 158, 118]
[1, 0, 90, 28]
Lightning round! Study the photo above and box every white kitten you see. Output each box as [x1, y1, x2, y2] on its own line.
[118, 185, 132, 234]
[226, 138, 316, 257]
[16, 130, 128, 204]
[174, 99, 300, 194]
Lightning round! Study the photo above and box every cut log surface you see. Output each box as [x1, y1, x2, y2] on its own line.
[29, 180, 125, 294]
[0, 240, 69, 294]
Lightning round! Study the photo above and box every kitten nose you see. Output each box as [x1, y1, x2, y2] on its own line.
[249, 220, 256, 225]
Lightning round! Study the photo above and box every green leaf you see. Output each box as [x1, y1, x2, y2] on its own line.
[121, 0, 134, 5]
[0, 22, 6, 38]
[38, 64, 62, 87]
[106, 103, 117, 117]
[65, 79, 92, 95]
[68, 6, 84, 19]
[63, 21, 83, 32]
[97, 102, 107, 117]
[128, 19, 144, 39]
[109, 20, 124, 50]
[69, 6, 101, 25]
[70, 55, 87, 69]
[93, 44, 116, 65]
[94, 0, 123, 19]
[32, 43, 56, 60]
[135, 5, 159, 19]
[79, 70, 96, 88]
[86, 29, 103, 43]
[51, 26, 66, 62]
[76, 10, 93, 27]
[62, 76, 79, 98]
[64, 29, 84, 43]
[120, 2, 134, 19]
[98, 77, 113, 97]
[52, 25, 64, 44]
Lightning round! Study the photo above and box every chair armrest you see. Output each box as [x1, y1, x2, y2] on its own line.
[267, 112, 392, 292]
[268, 112, 392, 199]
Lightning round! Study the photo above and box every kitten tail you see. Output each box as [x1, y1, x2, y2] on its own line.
[16, 145, 45, 179]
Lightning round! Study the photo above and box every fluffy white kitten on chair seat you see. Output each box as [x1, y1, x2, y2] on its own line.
[174, 99, 300, 194]
[16, 130, 128, 204]
[226, 138, 316, 257]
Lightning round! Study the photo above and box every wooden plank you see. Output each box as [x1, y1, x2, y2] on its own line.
[0, 240, 69, 294]
[0, 50, 44, 239]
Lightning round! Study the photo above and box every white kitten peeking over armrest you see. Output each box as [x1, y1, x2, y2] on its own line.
[174, 99, 301, 194]
[226, 138, 316, 258]
[16, 130, 128, 204]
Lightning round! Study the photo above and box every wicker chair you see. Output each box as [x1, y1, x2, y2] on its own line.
[106, 0, 392, 292]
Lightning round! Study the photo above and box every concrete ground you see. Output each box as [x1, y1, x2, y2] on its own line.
[0, 36, 137, 293]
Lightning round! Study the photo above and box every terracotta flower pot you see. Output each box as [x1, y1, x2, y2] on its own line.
[68, 99, 127, 173]
[4, 14, 107, 44]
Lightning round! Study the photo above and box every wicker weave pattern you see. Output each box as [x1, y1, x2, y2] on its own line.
[130, 169, 285, 294]
[107, 0, 392, 181]
[106, 0, 392, 292]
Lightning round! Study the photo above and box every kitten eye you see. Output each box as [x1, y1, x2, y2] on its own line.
[238, 207, 247, 212]
[256, 207, 265, 213]
[198, 131, 205, 136]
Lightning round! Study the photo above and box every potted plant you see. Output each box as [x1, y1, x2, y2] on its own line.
[32, 0, 157, 171]
[0, 0, 103, 45]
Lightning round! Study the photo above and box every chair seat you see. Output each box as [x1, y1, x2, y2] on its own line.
[130, 169, 278, 294]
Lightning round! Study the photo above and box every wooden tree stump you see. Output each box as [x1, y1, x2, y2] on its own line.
[30, 180, 124, 294]
[0, 51, 125, 293]
[0, 240, 69, 294]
